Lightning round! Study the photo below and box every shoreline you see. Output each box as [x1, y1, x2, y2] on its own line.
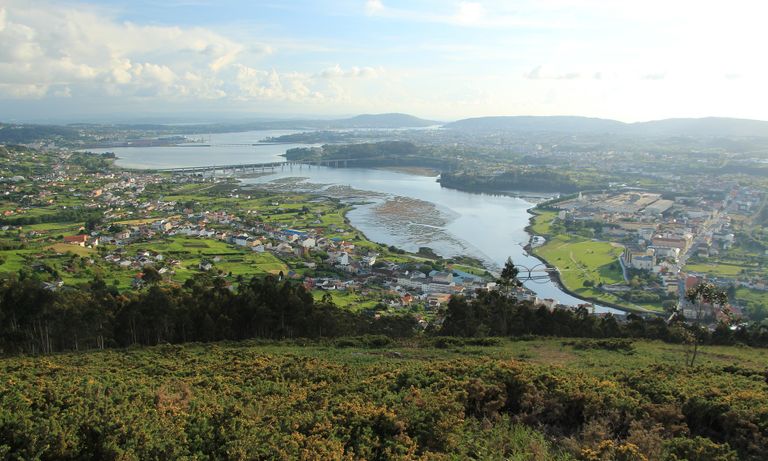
[375, 166, 440, 177]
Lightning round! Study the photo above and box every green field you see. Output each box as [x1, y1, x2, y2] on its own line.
[685, 262, 746, 277]
[1, 338, 765, 460]
[312, 289, 380, 312]
[735, 287, 768, 310]
[131, 237, 290, 278]
[533, 235, 638, 308]
[535, 235, 624, 287]
[528, 209, 558, 235]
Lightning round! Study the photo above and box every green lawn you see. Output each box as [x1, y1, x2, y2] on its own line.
[528, 210, 558, 236]
[735, 287, 768, 308]
[311, 289, 379, 312]
[0, 249, 41, 272]
[685, 262, 746, 277]
[533, 235, 640, 309]
[535, 236, 624, 287]
[22, 222, 81, 233]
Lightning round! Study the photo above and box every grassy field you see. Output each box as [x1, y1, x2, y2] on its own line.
[735, 287, 768, 308]
[45, 242, 96, 256]
[530, 209, 666, 312]
[685, 262, 746, 277]
[528, 209, 558, 235]
[0, 249, 41, 272]
[128, 236, 290, 279]
[535, 235, 624, 288]
[533, 235, 640, 308]
[1, 338, 766, 460]
[311, 289, 380, 312]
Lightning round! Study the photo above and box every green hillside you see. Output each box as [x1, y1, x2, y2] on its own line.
[1, 338, 765, 460]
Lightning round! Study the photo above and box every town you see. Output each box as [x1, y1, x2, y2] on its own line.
[531, 185, 766, 319]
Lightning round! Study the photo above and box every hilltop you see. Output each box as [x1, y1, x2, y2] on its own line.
[330, 112, 439, 128]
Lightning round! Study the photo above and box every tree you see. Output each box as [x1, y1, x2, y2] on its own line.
[141, 266, 162, 285]
[681, 282, 729, 367]
[497, 257, 521, 294]
[84, 217, 100, 233]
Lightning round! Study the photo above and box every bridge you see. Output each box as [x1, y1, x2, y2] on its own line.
[157, 159, 358, 175]
[493, 263, 558, 283]
[488, 264, 557, 283]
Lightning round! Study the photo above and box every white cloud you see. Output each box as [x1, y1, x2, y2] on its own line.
[452, 2, 486, 26]
[0, 1, 382, 106]
[52, 86, 71, 98]
[0, 2, 246, 98]
[365, 0, 385, 16]
[319, 64, 382, 79]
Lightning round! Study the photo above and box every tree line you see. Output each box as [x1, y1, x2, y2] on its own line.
[439, 169, 596, 193]
[441, 288, 768, 347]
[1, 270, 767, 355]
[0, 273, 416, 355]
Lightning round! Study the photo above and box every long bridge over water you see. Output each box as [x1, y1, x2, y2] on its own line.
[156, 159, 357, 175]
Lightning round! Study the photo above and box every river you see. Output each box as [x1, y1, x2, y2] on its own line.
[110, 130, 620, 314]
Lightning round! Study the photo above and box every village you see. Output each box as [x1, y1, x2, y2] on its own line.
[0, 147, 512, 326]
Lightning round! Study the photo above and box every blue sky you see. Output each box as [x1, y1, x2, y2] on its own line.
[1, 0, 767, 122]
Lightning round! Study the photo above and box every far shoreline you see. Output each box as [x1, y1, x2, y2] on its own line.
[374, 166, 440, 177]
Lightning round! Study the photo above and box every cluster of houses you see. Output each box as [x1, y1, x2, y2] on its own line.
[551, 187, 758, 297]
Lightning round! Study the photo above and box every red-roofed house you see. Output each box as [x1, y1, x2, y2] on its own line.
[63, 235, 88, 247]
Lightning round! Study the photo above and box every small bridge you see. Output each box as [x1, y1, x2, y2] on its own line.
[157, 159, 358, 175]
[516, 264, 558, 282]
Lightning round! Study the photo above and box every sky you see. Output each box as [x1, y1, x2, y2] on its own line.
[1, 0, 767, 122]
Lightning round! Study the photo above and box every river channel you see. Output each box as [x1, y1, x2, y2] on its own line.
[110, 130, 619, 314]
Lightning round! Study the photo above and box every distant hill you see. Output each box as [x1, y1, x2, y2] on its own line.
[444, 116, 626, 134]
[114, 113, 438, 131]
[630, 117, 768, 137]
[0, 113, 441, 144]
[444, 115, 768, 138]
[330, 113, 439, 128]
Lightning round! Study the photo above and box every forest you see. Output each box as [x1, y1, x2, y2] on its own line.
[439, 170, 596, 194]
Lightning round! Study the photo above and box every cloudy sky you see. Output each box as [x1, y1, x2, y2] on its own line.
[1, 0, 766, 122]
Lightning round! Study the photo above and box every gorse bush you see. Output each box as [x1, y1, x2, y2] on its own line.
[1, 340, 762, 460]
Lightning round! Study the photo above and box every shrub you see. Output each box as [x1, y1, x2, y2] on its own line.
[563, 339, 635, 353]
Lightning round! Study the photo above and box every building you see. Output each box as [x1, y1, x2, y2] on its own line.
[63, 234, 88, 246]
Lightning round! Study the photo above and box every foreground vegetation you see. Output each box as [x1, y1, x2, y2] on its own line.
[2, 338, 766, 460]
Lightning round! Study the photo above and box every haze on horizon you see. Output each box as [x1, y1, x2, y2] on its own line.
[1, 0, 767, 123]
